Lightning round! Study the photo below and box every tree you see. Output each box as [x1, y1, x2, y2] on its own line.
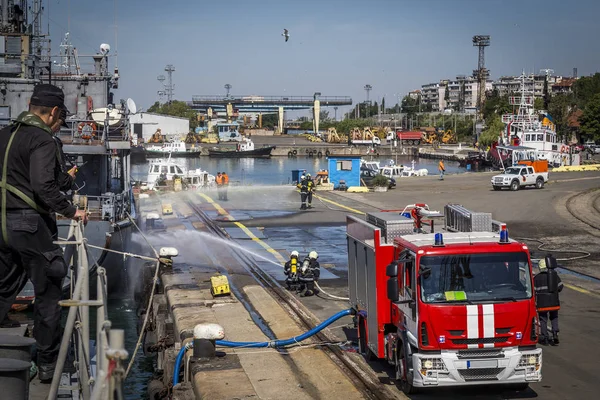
[478, 115, 504, 146]
[572, 73, 600, 109]
[147, 100, 199, 130]
[319, 110, 330, 121]
[534, 97, 544, 111]
[547, 93, 575, 141]
[261, 113, 278, 129]
[401, 95, 418, 117]
[483, 92, 511, 123]
[579, 93, 600, 141]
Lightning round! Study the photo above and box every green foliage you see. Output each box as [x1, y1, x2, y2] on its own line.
[572, 73, 600, 109]
[547, 93, 575, 141]
[534, 97, 544, 111]
[372, 174, 389, 187]
[147, 100, 198, 130]
[261, 113, 278, 128]
[478, 116, 504, 146]
[579, 93, 600, 141]
[483, 92, 511, 124]
[401, 95, 419, 117]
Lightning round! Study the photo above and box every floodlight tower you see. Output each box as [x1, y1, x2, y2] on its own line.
[364, 84, 372, 118]
[472, 35, 490, 119]
[157, 75, 166, 101]
[164, 64, 175, 103]
[224, 83, 232, 98]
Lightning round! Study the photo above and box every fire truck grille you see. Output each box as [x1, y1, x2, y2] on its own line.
[459, 367, 504, 381]
[452, 337, 508, 345]
[457, 349, 504, 359]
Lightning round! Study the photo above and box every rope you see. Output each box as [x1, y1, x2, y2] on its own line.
[315, 281, 350, 301]
[515, 237, 591, 262]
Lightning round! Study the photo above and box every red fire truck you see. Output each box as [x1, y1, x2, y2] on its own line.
[347, 204, 542, 394]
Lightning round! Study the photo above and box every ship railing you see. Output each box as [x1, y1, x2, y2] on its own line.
[48, 220, 127, 400]
[56, 118, 129, 143]
[74, 192, 131, 222]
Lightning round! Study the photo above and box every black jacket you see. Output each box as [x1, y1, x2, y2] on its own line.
[0, 112, 77, 218]
[534, 269, 563, 311]
[298, 178, 308, 193]
[299, 257, 320, 281]
[53, 136, 75, 192]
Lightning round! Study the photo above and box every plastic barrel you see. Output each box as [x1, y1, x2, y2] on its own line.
[466, 164, 471, 171]
[0, 335, 35, 362]
[0, 358, 30, 399]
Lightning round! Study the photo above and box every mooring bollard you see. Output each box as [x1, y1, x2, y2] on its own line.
[192, 323, 225, 359]
[0, 334, 36, 362]
[0, 358, 30, 399]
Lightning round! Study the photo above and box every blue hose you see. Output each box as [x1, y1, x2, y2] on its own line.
[172, 308, 354, 385]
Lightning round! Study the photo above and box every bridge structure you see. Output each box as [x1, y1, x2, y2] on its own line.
[188, 95, 352, 114]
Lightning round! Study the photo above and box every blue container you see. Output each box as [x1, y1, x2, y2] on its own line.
[466, 164, 472, 171]
[291, 169, 307, 184]
[401, 212, 411, 219]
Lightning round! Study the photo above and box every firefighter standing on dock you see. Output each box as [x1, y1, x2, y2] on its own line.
[0, 84, 88, 382]
[298, 251, 320, 297]
[284, 251, 300, 291]
[534, 254, 563, 346]
[306, 173, 315, 209]
[298, 174, 308, 210]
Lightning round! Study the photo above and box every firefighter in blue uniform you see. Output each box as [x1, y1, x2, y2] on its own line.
[298, 251, 320, 296]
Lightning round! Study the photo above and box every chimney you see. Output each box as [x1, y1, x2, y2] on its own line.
[573, 67, 578, 79]
[92, 55, 103, 75]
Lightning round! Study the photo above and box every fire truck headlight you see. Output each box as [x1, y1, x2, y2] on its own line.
[518, 353, 541, 371]
[424, 360, 433, 369]
[528, 356, 536, 365]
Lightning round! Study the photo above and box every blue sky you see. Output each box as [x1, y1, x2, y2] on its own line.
[48, 0, 600, 114]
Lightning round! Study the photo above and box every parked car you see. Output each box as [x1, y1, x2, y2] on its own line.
[491, 165, 548, 191]
[360, 168, 396, 189]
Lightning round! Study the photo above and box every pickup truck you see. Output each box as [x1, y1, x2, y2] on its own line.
[352, 137, 381, 146]
[491, 165, 548, 191]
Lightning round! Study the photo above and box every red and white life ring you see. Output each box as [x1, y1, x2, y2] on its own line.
[560, 145, 567, 153]
[78, 122, 97, 140]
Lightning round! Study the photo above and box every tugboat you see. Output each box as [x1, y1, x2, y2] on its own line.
[208, 137, 275, 158]
[145, 140, 201, 158]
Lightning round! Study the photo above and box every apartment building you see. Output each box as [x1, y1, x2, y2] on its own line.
[492, 74, 561, 97]
[420, 80, 447, 111]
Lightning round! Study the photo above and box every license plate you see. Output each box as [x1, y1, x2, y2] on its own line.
[467, 360, 498, 369]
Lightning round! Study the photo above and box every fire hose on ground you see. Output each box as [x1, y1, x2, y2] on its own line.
[172, 308, 355, 386]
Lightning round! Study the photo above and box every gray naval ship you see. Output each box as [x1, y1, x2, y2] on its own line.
[0, 0, 136, 293]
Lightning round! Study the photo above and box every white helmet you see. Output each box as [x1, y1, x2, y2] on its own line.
[300, 175, 305, 180]
[291, 250, 299, 258]
[309, 251, 318, 260]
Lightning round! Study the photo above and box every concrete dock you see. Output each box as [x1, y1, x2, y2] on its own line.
[135, 169, 600, 399]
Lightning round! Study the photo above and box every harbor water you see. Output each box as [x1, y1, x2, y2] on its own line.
[131, 155, 466, 184]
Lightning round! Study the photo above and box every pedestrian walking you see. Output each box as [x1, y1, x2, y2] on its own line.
[0, 84, 88, 382]
[534, 254, 563, 346]
[438, 159, 445, 180]
[222, 171, 229, 201]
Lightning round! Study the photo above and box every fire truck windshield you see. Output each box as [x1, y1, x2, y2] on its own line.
[419, 252, 532, 303]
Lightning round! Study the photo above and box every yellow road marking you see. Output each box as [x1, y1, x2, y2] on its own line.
[197, 193, 287, 264]
[314, 194, 365, 215]
[564, 283, 600, 299]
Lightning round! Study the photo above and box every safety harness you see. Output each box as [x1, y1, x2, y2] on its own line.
[1, 113, 52, 242]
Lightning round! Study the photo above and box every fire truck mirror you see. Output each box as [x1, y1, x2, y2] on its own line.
[545, 254, 558, 270]
[387, 277, 399, 302]
[386, 262, 398, 277]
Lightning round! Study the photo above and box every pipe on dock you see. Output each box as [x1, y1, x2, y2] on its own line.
[172, 308, 354, 386]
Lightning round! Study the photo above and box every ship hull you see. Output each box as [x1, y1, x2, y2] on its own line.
[145, 150, 201, 158]
[131, 145, 147, 163]
[208, 146, 275, 158]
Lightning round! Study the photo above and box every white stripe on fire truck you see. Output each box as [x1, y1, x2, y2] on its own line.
[466, 305, 479, 349]
[482, 304, 495, 348]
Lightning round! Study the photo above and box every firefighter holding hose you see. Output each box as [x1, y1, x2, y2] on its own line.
[298, 251, 320, 297]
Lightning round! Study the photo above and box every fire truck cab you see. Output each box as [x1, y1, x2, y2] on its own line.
[347, 204, 542, 394]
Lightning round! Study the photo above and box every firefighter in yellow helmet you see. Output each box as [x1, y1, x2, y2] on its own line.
[298, 251, 320, 296]
[284, 250, 301, 291]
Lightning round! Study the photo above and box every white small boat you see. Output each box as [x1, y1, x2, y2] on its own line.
[360, 159, 381, 171]
[380, 161, 428, 178]
[145, 141, 201, 158]
[146, 155, 215, 190]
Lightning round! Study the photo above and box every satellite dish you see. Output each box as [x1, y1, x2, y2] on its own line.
[90, 107, 122, 126]
[100, 43, 111, 55]
[126, 98, 137, 114]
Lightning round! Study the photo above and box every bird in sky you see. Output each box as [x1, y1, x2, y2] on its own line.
[282, 29, 289, 42]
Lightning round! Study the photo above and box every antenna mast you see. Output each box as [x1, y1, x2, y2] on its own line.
[472, 35, 490, 121]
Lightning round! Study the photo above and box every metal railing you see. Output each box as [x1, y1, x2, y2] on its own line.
[191, 95, 352, 104]
[48, 220, 128, 400]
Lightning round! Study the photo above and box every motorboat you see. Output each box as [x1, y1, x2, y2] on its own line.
[208, 137, 275, 158]
[146, 155, 215, 190]
[360, 159, 381, 171]
[145, 140, 201, 158]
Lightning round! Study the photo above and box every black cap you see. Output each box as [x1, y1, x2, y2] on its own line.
[30, 84, 68, 112]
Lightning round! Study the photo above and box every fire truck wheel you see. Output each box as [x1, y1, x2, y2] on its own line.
[357, 316, 377, 361]
[510, 180, 520, 191]
[398, 343, 419, 394]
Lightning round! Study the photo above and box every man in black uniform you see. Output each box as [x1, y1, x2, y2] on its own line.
[51, 108, 77, 192]
[0, 84, 88, 382]
[298, 174, 308, 210]
[534, 254, 563, 346]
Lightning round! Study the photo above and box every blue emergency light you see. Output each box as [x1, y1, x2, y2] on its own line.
[434, 233, 444, 246]
[499, 225, 509, 243]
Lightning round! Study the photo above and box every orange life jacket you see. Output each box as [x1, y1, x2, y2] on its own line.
[215, 175, 223, 184]
[223, 174, 229, 184]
